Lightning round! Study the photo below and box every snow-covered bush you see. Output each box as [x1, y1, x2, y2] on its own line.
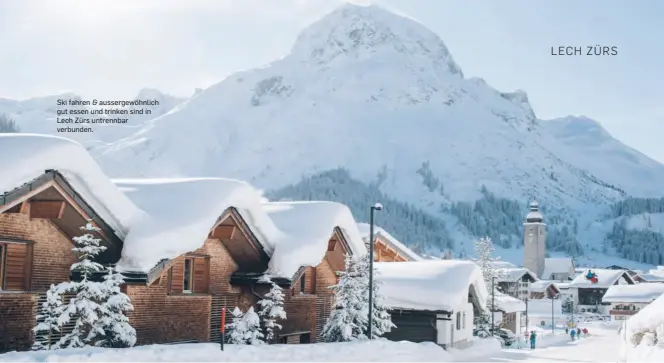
[32, 284, 66, 350]
[93, 266, 136, 347]
[227, 307, 247, 344]
[257, 274, 287, 343]
[243, 307, 265, 345]
[321, 254, 368, 342]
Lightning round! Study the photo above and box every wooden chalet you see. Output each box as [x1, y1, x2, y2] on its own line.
[0, 170, 125, 352]
[356, 223, 422, 262]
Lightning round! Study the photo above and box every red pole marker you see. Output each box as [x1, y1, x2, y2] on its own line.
[220, 307, 227, 351]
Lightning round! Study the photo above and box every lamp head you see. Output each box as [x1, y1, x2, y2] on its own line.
[373, 202, 383, 211]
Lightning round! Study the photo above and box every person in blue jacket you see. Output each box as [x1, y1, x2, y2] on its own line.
[570, 328, 576, 341]
[529, 330, 537, 349]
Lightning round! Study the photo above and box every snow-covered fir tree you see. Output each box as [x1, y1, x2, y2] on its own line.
[472, 236, 502, 337]
[356, 242, 395, 339]
[242, 307, 265, 345]
[92, 266, 136, 347]
[32, 284, 65, 350]
[257, 274, 286, 343]
[321, 253, 368, 342]
[226, 307, 247, 344]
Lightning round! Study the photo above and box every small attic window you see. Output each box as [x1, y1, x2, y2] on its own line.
[327, 239, 336, 252]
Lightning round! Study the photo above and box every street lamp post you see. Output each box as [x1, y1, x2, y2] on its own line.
[367, 202, 383, 340]
[491, 276, 496, 336]
[525, 283, 529, 332]
[551, 294, 555, 334]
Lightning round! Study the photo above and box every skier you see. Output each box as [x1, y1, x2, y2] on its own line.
[583, 328, 588, 337]
[577, 327, 582, 338]
[530, 330, 537, 349]
[565, 327, 569, 334]
[570, 328, 576, 341]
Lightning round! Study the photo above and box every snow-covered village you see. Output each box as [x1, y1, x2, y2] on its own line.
[2, 1, 664, 362]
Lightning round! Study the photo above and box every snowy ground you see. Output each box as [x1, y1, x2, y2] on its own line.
[454, 322, 625, 362]
[0, 339, 452, 362]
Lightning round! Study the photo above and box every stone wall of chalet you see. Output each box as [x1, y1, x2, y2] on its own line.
[0, 211, 77, 353]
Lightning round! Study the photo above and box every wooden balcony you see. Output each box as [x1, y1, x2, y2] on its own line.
[609, 310, 638, 316]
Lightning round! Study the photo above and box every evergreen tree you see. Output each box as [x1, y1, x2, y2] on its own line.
[363, 255, 395, 338]
[92, 266, 136, 347]
[0, 113, 19, 133]
[472, 236, 502, 337]
[257, 274, 286, 343]
[321, 254, 367, 342]
[57, 222, 109, 348]
[242, 307, 265, 345]
[32, 284, 66, 351]
[226, 307, 247, 344]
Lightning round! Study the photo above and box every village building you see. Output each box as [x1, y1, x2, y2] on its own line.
[495, 267, 538, 301]
[525, 298, 565, 329]
[601, 283, 664, 321]
[541, 258, 575, 282]
[528, 280, 561, 299]
[375, 260, 487, 349]
[356, 223, 422, 262]
[0, 134, 142, 353]
[633, 273, 664, 283]
[492, 292, 526, 335]
[568, 268, 635, 314]
[114, 179, 366, 346]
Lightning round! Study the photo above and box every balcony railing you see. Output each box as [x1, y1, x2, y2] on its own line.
[609, 310, 638, 316]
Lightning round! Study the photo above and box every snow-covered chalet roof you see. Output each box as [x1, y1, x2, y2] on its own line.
[492, 292, 526, 313]
[638, 273, 664, 282]
[528, 280, 560, 293]
[0, 134, 143, 237]
[496, 267, 538, 282]
[113, 178, 284, 272]
[601, 284, 664, 303]
[356, 223, 422, 261]
[569, 268, 635, 288]
[490, 260, 518, 269]
[375, 260, 487, 313]
[263, 201, 366, 278]
[541, 257, 574, 279]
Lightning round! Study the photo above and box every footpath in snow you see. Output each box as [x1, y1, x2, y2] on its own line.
[454, 323, 624, 362]
[0, 339, 452, 362]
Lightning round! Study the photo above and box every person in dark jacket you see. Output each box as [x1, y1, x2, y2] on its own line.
[529, 330, 537, 349]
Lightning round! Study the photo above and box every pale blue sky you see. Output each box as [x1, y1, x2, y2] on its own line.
[0, 0, 662, 162]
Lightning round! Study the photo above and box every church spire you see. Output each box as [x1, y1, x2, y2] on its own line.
[526, 198, 543, 223]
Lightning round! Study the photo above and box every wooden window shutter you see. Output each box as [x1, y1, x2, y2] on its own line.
[169, 260, 184, 293]
[3, 243, 31, 291]
[193, 257, 209, 294]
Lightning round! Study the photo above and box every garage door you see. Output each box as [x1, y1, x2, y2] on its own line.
[384, 311, 437, 343]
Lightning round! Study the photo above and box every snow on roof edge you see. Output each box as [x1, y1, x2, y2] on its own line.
[0, 134, 144, 238]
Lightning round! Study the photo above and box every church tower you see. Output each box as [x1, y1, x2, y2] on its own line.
[523, 199, 546, 278]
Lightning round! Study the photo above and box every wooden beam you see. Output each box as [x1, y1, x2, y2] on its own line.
[28, 200, 65, 219]
[50, 183, 111, 242]
[0, 181, 55, 214]
[210, 225, 236, 240]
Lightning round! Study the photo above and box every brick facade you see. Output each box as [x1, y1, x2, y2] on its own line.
[0, 210, 77, 352]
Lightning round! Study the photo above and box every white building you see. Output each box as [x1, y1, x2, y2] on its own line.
[496, 267, 538, 301]
[568, 268, 635, 314]
[375, 260, 487, 349]
[601, 283, 664, 321]
[541, 258, 575, 282]
[492, 292, 526, 335]
[526, 298, 565, 329]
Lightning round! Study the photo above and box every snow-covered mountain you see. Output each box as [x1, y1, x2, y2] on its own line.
[0, 89, 187, 146]
[25, 4, 664, 267]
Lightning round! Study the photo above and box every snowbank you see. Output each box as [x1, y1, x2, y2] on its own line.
[0, 340, 451, 362]
[602, 283, 664, 303]
[448, 337, 502, 361]
[113, 178, 285, 272]
[569, 268, 634, 288]
[356, 223, 422, 261]
[0, 134, 142, 237]
[625, 291, 664, 339]
[263, 201, 366, 278]
[375, 260, 487, 312]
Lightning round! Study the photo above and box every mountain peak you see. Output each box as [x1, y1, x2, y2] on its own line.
[289, 3, 463, 76]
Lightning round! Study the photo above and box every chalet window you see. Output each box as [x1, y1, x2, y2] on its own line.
[462, 312, 466, 329]
[168, 256, 209, 294]
[456, 312, 461, 330]
[0, 244, 5, 289]
[183, 258, 194, 292]
[0, 241, 32, 291]
[299, 333, 311, 344]
[300, 273, 306, 293]
[278, 336, 288, 344]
